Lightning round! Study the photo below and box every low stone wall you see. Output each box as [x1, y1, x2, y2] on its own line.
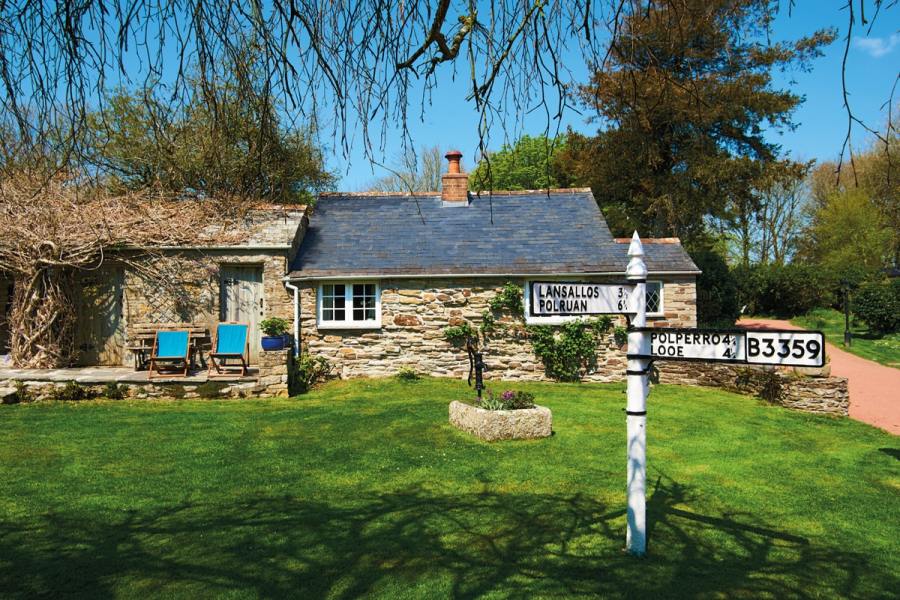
[657, 362, 849, 416]
[258, 349, 292, 397]
[0, 349, 292, 402]
[449, 400, 552, 441]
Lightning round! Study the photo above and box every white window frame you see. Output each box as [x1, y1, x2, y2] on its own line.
[317, 281, 382, 330]
[522, 279, 665, 324]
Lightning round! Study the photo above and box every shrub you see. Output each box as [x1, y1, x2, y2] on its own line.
[489, 282, 524, 315]
[733, 263, 835, 317]
[689, 244, 741, 325]
[475, 389, 536, 410]
[395, 366, 420, 382]
[103, 382, 126, 400]
[443, 322, 476, 345]
[292, 353, 333, 394]
[260, 317, 290, 336]
[613, 326, 628, 347]
[499, 390, 536, 409]
[528, 320, 599, 382]
[854, 280, 900, 334]
[50, 381, 94, 402]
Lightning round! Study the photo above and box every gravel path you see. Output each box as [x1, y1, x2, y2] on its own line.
[739, 318, 899, 435]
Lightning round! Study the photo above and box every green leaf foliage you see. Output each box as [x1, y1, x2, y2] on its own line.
[853, 280, 900, 334]
[469, 134, 572, 191]
[527, 319, 612, 382]
[561, 0, 835, 242]
[87, 42, 333, 203]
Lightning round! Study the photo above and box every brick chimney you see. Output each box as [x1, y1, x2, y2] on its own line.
[441, 150, 468, 205]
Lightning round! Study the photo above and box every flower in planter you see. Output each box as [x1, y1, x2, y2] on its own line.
[476, 389, 536, 411]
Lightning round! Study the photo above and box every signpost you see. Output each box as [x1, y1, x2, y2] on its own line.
[525, 232, 826, 556]
[530, 281, 636, 316]
[630, 328, 825, 368]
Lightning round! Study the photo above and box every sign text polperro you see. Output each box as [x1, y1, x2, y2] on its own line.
[530, 282, 636, 316]
[632, 328, 825, 368]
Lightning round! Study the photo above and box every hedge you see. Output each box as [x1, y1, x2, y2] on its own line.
[853, 280, 900, 334]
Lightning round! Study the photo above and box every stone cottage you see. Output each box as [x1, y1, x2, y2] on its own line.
[0, 206, 307, 368]
[287, 152, 700, 381]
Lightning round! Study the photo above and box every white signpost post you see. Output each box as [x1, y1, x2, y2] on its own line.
[526, 232, 826, 557]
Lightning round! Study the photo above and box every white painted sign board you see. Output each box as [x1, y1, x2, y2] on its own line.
[530, 282, 636, 316]
[646, 329, 746, 361]
[632, 328, 825, 368]
[745, 331, 825, 368]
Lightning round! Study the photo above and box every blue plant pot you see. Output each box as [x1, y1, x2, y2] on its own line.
[261, 335, 291, 351]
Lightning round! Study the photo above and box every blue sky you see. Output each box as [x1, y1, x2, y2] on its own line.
[335, 3, 899, 190]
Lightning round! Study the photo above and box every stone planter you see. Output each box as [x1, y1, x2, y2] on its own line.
[449, 400, 552, 441]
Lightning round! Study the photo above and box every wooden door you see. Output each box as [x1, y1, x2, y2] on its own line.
[220, 265, 263, 362]
[76, 266, 125, 365]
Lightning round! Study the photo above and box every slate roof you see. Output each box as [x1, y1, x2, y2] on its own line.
[288, 189, 699, 278]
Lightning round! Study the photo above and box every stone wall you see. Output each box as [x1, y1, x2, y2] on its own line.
[300, 276, 696, 381]
[123, 250, 293, 328]
[657, 362, 849, 416]
[0, 349, 292, 401]
[81, 250, 294, 366]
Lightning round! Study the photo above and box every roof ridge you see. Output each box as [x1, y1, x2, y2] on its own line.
[318, 187, 593, 198]
[614, 237, 682, 244]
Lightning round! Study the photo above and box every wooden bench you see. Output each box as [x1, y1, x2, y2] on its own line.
[126, 323, 211, 371]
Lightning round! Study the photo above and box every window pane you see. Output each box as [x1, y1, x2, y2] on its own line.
[646, 282, 661, 314]
[323, 308, 333, 321]
[334, 296, 345, 309]
[334, 308, 345, 320]
[353, 308, 365, 320]
[365, 308, 376, 320]
[323, 296, 333, 309]
[323, 284, 334, 297]
[353, 296, 364, 309]
[334, 284, 345, 296]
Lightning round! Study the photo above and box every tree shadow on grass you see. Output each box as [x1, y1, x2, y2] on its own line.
[1, 480, 894, 598]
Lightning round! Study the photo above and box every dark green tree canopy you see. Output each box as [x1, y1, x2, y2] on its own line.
[88, 79, 333, 203]
[564, 0, 835, 242]
[469, 135, 572, 191]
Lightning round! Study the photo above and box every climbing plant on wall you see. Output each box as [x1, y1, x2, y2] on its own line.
[442, 282, 617, 381]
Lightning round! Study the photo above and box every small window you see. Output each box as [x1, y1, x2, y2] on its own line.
[318, 282, 381, 329]
[646, 281, 664, 316]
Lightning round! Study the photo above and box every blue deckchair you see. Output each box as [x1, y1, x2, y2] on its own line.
[208, 323, 249, 378]
[148, 330, 190, 379]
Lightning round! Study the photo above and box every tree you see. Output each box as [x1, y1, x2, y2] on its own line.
[469, 135, 571, 191]
[368, 146, 444, 193]
[800, 187, 892, 280]
[0, 1, 890, 185]
[727, 163, 811, 267]
[808, 122, 899, 267]
[564, 0, 835, 242]
[86, 44, 334, 203]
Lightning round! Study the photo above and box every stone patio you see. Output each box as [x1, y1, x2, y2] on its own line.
[0, 348, 292, 400]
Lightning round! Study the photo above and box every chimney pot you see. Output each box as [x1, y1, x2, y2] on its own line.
[442, 150, 468, 204]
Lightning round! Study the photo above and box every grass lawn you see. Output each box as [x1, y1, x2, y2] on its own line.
[793, 308, 900, 369]
[1, 378, 898, 599]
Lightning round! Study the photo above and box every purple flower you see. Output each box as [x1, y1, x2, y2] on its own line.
[502, 390, 515, 400]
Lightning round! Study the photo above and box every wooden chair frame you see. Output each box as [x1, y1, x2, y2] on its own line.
[208, 322, 250, 379]
[148, 330, 191, 379]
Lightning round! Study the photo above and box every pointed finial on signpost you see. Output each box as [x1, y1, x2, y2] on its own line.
[626, 231, 648, 281]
